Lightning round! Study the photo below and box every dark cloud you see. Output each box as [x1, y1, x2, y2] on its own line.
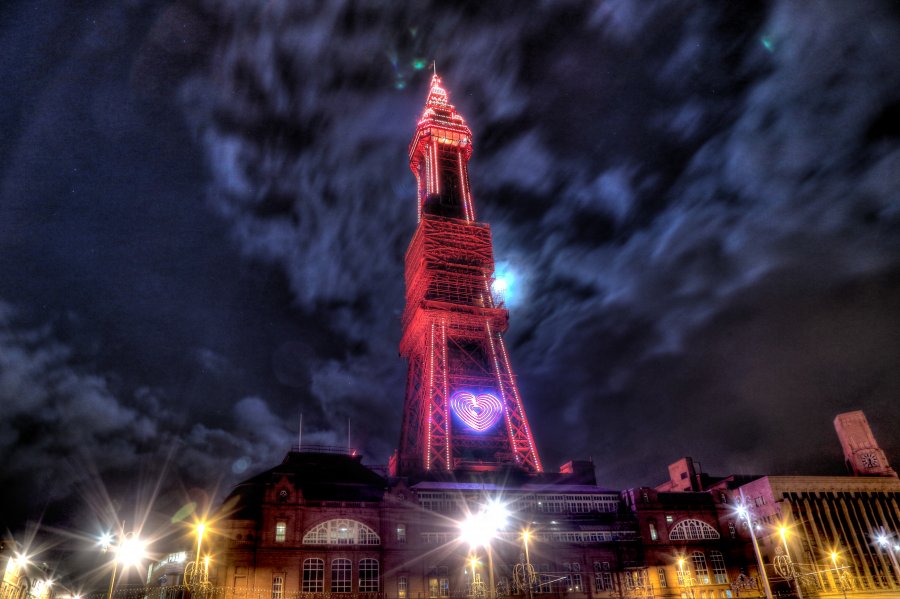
[1, 0, 900, 536]
[0, 300, 305, 531]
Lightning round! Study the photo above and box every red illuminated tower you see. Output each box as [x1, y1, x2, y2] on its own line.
[394, 74, 542, 476]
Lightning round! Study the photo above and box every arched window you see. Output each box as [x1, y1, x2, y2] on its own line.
[668, 519, 720, 540]
[359, 559, 379, 592]
[302, 559, 324, 592]
[302, 519, 381, 545]
[332, 559, 352, 593]
[691, 552, 709, 585]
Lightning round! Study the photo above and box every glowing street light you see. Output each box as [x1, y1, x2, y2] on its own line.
[518, 530, 535, 599]
[735, 496, 773, 599]
[101, 530, 146, 599]
[828, 549, 850, 599]
[875, 529, 900, 589]
[677, 557, 694, 599]
[460, 501, 509, 599]
[776, 525, 803, 599]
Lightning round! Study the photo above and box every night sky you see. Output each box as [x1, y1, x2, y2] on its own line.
[2, 0, 900, 540]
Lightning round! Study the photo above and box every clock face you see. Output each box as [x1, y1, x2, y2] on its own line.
[860, 452, 880, 468]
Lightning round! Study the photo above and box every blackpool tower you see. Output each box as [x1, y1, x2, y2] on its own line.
[393, 74, 543, 476]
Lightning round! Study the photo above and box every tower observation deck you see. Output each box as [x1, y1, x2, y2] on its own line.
[393, 74, 542, 477]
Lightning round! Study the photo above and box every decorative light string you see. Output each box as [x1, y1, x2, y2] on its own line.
[486, 320, 519, 458]
[426, 322, 435, 470]
[497, 334, 542, 472]
[442, 320, 451, 469]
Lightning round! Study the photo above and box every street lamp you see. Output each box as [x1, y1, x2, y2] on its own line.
[735, 496, 774, 599]
[776, 526, 803, 599]
[829, 550, 852, 599]
[468, 556, 484, 598]
[185, 521, 209, 589]
[459, 500, 509, 599]
[515, 530, 535, 599]
[875, 529, 900, 589]
[100, 531, 146, 599]
[677, 557, 694, 599]
[3, 553, 30, 599]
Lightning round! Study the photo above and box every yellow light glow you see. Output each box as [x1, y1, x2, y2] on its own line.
[522, 530, 531, 542]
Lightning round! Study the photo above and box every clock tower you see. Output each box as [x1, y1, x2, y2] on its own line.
[834, 410, 896, 477]
[392, 74, 542, 477]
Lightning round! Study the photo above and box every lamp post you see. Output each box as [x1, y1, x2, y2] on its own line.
[736, 493, 774, 599]
[677, 557, 693, 599]
[469, 556, 484, 599]
[829, 551, 848, 599]
[186, 521, 209, 589]
[459, 500, 509, 599]
[777, 526, 803, 599]
[876, 529, 900, 589]
[522, 530, 534, 599]
[3, 553, 30, 599]
[100, 530, 146, 599]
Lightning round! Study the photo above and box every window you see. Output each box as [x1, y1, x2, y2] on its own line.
[624, 571, 645, 591]
[668, 519, 720, 540]
[275, 521, 286, 543]
[658, 568, 667, 588]
[692, 552, 710, 585]
[271, 575, 284, 599]
[428, 567, 449, 598]
[666, 515, 674, 523]
[398, 576, 408, 599]
[359, 558, 379, 592]
[303, 519, 381, 545]
[728, 522, 736, 538]
[593, 562, 611, 591]
[649, 522, 658, 541]
[302, 559, 324, 593]
[536, 564, 550, 594]
[332, 559, 352, 593]
[709, 551, 728, 584]
[396, 524, 407, 543]
[563, 563, 581, 592]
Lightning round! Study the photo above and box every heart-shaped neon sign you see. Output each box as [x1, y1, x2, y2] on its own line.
[451, 391, 503, 432]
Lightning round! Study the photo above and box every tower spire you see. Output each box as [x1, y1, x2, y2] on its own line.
[409, 72, 474, 223]
[395, 76, 543, 477]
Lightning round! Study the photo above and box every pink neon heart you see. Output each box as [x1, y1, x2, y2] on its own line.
[451, 391, 503, 432]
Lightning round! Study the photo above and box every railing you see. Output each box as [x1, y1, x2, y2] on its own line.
[78, 586, 386, 599]
[290, 445, 354, 455]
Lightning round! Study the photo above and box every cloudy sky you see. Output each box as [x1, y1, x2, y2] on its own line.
[2, 0, 900, 538]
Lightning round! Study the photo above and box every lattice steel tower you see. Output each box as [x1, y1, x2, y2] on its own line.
[393, 74, 543, 476]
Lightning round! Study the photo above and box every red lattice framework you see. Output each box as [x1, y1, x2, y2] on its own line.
[394, 75, 542, 476]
